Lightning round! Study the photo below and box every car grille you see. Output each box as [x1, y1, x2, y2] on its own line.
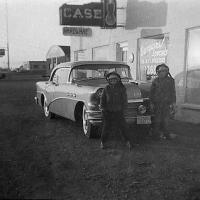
[124, 103, 138, 118]
[124, 100, 151, 118]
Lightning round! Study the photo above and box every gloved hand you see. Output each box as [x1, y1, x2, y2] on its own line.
[99, 105, 104, 112]
[170, 103, 177, 112]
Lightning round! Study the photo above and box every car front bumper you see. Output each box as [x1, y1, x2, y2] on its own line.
[86, 110, 152, 125]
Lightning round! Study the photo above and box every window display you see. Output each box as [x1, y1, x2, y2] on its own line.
[138, 34, 169, 81]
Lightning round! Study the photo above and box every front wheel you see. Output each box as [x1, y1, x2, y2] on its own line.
[43, 99, 55, 119]
[82, 105, 97, 138]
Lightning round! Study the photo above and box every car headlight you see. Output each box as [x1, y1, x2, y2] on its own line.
[138, 105, 146, 114]
[88, 88, 104, 109]
[95, 88, 103, 98]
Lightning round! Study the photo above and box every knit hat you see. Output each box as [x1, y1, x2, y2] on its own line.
[156, 63, 169, 73]
[106, 71, 121, 80]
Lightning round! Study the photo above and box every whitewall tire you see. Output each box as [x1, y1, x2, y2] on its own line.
[82, 105, 97, 138]
[43, 99, 55, 119]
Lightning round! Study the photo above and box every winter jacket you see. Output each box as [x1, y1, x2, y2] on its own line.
[150, 76, 176, 105]
[100, 82, 128, 112]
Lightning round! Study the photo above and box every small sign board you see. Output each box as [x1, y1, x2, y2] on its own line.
[0, 49, 5, 57]
[63, 27, 92, 37]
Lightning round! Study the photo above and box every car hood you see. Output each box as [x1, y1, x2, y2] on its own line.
[77, 80, 142, 99]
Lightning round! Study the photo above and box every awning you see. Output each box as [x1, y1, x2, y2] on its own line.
[46, 45, 70, 59]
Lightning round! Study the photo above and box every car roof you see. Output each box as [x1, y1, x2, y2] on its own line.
[53, 61, 128, 71]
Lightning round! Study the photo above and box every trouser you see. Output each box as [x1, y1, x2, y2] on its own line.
[153, 103, 170, 137]
[101, 110, 130, 143]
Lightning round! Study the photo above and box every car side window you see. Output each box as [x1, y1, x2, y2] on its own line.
[51, 68, 70, 85]
[58, 68, 70, 84]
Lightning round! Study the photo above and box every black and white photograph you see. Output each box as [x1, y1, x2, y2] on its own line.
[1, 0, 200, 199]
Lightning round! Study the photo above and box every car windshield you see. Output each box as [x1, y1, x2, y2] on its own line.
[70, 64, 132, 81]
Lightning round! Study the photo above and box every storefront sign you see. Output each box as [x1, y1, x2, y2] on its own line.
[59, 0, 116, 28]
[0, 49, 5, 57]
[63, 27, 92, 37]
[59, 3, 103, 26]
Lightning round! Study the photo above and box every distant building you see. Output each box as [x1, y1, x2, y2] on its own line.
[0, 67, 9, 72]
[22, 61, 48, 71]
[46, 45, 70, 70]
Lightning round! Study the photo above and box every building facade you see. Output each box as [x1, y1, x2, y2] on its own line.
[69, 0, 200, 123]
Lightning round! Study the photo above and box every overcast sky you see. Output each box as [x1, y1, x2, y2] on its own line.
[0, 0, 99, 69]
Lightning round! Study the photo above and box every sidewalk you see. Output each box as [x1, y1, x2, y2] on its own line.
[170, 119, 200, 139]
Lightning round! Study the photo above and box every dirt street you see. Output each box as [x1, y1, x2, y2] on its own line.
[1, 77, 200, 200]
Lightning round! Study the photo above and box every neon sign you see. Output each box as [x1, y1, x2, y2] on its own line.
[59, 0, 116, 28]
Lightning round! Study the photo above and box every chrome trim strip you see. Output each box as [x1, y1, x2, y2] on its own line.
[48, 96, 80, 107]
[143, 97, 150, 101]
[86, 110, 101, 114]
[128, 99, 143, 103]
[88, 117, 101, 120]
[89, 120, 102, 124]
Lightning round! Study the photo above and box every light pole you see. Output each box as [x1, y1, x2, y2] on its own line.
[5, 0, 10, 71]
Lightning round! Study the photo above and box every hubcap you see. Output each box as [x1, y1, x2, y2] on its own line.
[83, 106, 88, 135]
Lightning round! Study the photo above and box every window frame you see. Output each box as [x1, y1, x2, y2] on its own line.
[184, 26, 200, 104]
[50, 67, 71, 85]
[137, 33, 169, 82]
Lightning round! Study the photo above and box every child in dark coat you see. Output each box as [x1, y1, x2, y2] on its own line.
[100, 71, 131, 149]
[150, 64, 176, 139]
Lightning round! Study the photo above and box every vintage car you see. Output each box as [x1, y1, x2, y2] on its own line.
[35, 61, 152, 138]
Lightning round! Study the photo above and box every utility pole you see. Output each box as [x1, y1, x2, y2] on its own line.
[5, 0, 10, 71]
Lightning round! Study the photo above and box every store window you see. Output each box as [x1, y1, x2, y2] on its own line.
[185, 28, 200, 104]
[116, 42, 128, 63]
[122, 47, 128, 62]
[137, 34, 169, 81]
[74, 50, 86, 61]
